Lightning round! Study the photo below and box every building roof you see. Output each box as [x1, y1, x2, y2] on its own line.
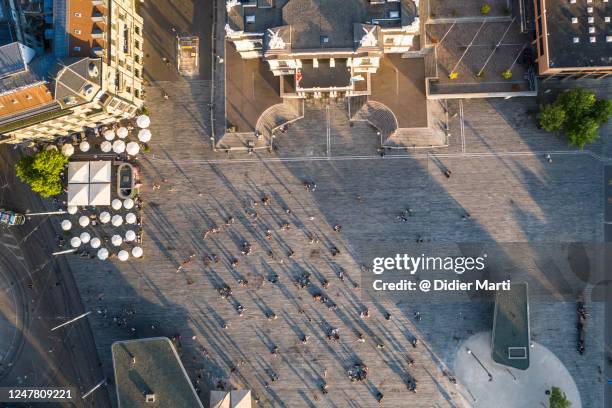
[65, 0, 107, 58]
[543, 0, 612, 69]
[112, 337, 204, 408]
[0, 42, 35, 78]
[55, 58, 102, 108]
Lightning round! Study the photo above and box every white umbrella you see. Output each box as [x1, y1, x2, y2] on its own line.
[136, 114, 150, 128]
[80, 231, 91, 244]
[79, 140, 90, 152]
[99, 211, 111, 224]
[70, 236, 81, 248]
[79, 215, 90, 227]
[111, 199, 122, 211]
[126, 142, 140, 156]
[90, 237, 101, 249]
[125, 230, 136, 242]
[125, 212, 137, 224]
[97, 248, 109, 260]
[117, 250, 129, 261]
[123, 198, 134, 210]
[132, 246, 143, 258]
[67, 205, 78, 215]
[61, 220, 72, 231]
[100, 141, 112, 153]
[137, 128, 151, 143]
[111, 234, 123, 246]
[112, 140, 126, 154]
[111, 214, 123, 227]
[116, 127, 129, 139]
[61, 144, 74, 157]
[103, 129, 115, 141]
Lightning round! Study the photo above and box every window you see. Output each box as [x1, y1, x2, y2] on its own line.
[246, 15, 255, 23]
[135, 89, 140, 98]
[135, 40, 140, 50]
[74, 12, 82, 17]
[74, 46, 81, 51]
[135, 26, 140, 35]
[74, 29, 81, 34]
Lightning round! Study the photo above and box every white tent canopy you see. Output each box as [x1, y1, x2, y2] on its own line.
[89, 161, 111, 183]
[113, 140, 126, 154]
[136, 114, 150, 128]
[89, 183, 111, 206]
[68, 162, 89, 184]
[117, 127, 129, 138]
[117, 250, 129, 261]
[80, 232, 91, 244]
[61, 220, 72, 231]
[125, 212, 137, 224]
[138, 128, 151, 143]
[97, 248, 109, 260]
[79, 215, 90, 227]
[79, 140, 90, 152]
[111, 214, 123, 227]
[111, 235, 123, 246]
[68, 184, 89, 206]
[125, 230, 136, 242]
[61, 144, 74, 157]
[90, 237, 101, 248]
[103, 129, 115, 141]
[70, 237, 81, 248]
[230, 390, 252, 408]
[131, 246, 143, 258]
[99, 211, 111, 223]
[126, 141, 140, 156]
[100, 141, 112, 153]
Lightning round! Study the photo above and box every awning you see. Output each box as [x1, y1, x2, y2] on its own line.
[89, 183, 111, 206]
[210, 391, 230, 408]
[89, 161, 111, 183]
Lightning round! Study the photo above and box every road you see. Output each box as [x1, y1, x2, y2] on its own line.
[0, 146, 111, 407]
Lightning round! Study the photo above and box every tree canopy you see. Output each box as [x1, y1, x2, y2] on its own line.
[549, 386, 571, 408]
[539, 88, 612, 149]
[15, 149, 68, 197]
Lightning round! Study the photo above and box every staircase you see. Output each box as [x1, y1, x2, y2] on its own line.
[255, 99, 304, 140]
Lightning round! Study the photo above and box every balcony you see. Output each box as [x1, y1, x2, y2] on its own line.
[91, 26, 106, 39]
[91, 9, 106, 23]
[92, 0, 105, 6]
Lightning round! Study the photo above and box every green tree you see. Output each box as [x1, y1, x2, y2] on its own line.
[15, 149, 68, 197]
[539, 88, 612, 149]
[539, 103, 566, 132]
[481, 3, 491, 14]
[549, 386, 571, 408]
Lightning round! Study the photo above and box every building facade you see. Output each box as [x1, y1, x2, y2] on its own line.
[0, 0, 144, 144]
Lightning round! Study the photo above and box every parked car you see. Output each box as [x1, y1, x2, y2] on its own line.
[0, 209, 26, 226]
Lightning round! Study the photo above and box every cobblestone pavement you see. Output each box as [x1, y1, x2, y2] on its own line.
[64, 78, 610, 407]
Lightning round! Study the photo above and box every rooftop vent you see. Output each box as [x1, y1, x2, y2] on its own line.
[245, 15, 255, 23]
[64, 96, 77, 105]
[88, 63, 99, 77]
[320, 35, 329, 45]
[83, 84, 95, 96]
[145, 394, 155, 403]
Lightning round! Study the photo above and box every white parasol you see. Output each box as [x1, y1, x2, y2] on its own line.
[90, 237, 101, 249]
[111, 214, 123, 227]
[131, 246, 143, 258]
[79, 215, 90, 227]
[103, 129, 115, 141]
[111, 234, 123, 247]
[79, 140, 90, 152]
[123, 198, 134, 210]
[61, 144, 74, 157]
[117, 250, 129, 261]
[111, 199, 122, 210]
[100, 140, 112, 153]
[126, 142, 140, 156]
[70, 236, 82, 248]
[67, 205, 78, 215]
[125, 212, 137, 224]
[112, 140, 126, 154]
[80, 231, 91, 244]
[61, 220, 72, 231]
[99, 211, 111, 223]
[137, 128, 151, 143]
[116, 127, 129, 139]
[136, 114, 150, 128]
[124, 230, 136, 242]
[97, 248, 109, 260]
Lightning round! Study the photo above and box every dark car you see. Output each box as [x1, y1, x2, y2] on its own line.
[0, 209, 26, 226]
